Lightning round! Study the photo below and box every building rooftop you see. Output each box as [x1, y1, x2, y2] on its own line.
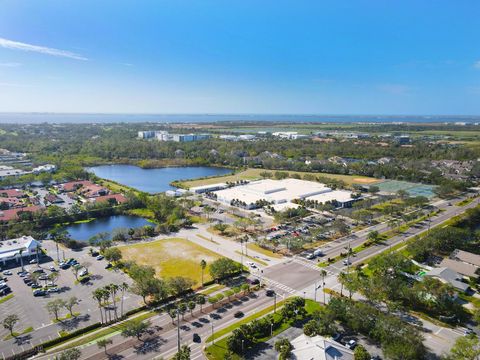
[0, 236, 39, 260]
[440, 258, 478, 278]
[291, 334, 353, 360]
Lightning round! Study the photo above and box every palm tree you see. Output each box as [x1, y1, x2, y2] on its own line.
[120, 282, 129, 318]
[102, 289, 111, 323]
[92, 289, 104, 324]
[200, 259, 207, 287]
[107, 284, 119, 321]
[97, 338, 112, 354]
[35, 244, 42, 266]
[320, 269, 327, 304]
[338, 272, 347, 297]
[18, 249, 24, 272]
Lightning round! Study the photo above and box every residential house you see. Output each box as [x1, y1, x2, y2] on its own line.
[424, 267, 470, 292]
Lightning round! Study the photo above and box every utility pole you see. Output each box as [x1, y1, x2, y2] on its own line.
[274, 292, 277, 313]
[177, 309, 180, 352]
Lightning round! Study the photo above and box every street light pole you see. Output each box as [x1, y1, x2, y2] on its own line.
[177, 309, 181, 352]
[211, 321, 215, 345]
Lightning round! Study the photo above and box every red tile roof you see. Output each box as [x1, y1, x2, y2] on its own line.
[0, 206, 44, 222]
[93, 193, 128, 204]
[0, 189, 25, 198]
[61, 180, 94, 192]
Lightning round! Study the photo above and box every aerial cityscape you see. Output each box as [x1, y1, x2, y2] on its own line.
[1, 1, 480, 360]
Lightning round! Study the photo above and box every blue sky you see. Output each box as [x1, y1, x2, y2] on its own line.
[0, 0, 479, 114]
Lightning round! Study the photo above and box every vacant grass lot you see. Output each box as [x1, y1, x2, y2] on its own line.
[178, 168, 379, 188]
[119, 238, 223, 286]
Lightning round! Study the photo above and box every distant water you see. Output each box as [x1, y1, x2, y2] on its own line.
[87, 165, 232, 193]
[1, 113, 480, 124]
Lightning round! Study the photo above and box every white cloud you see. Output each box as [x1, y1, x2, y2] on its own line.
[0, 37, 87, 61]
[0, 62, 21, 67]
[474, 60, 480, 69]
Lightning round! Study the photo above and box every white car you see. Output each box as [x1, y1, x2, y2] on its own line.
[49, 266, 57, 272]
[2, 270, 12, 276]
[79, 269, 88, 277]
[346, 339, 357, 349]
[343, 259, 351, 266]
[47, 287, 59, 293]
[29, 259, 37, 264]
[96, 255, 104, 261]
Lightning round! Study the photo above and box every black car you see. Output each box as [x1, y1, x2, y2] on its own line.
[0, 287, 11, 296]
[234, 311, 244, 318]
[79, 276, 90, 284]
[332, 333, 343, 342]
[33, 289, 46, 296]
[192, 333, 201, 343]
[265, 289, 275, 297]
[251, 279, 260, 285]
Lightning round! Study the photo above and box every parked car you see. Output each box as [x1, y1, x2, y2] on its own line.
[31, 284, 42, 289]
[0, 287, 11, 296]
[47, 288, 59, 293]
[332, 333, 343, 342]
[346, 339, 357, 349]
[29, 259, 37, 264]
[91, 251, 99, 257]
[49, 266, 57, 272]
[79, 269, 88, 277]
[192, 333, 201, 343]
[38, 275, 49, 281]
[251, 278, 260, 285]
[234, 311, 244, 318]
[79, 276, 90, 283]
[33, 289, 46, 297]
[96, 255, 104, 261]
[2, 270, 12, 276]
[464, 328, 475, 336]
[32, 269, 44, 274]
[105, 263, 113, 269]
[59, 262, 70, 269]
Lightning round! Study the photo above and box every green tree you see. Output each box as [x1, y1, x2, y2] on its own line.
[354, 345, 370, 360]
[172, 345, 191, 360]
[209, 258, 241, 281]
[47, 299, 66, 321]
[64, 296, 79, 317]
[188, 300, 196, 316]
[55, 348, 81, 360]
[121, 320, 151, 340]
[196, 294, 206, 312]
[97, 338, 113, 354]
[104, 247, 123, 264]
[200, 259, 207, 286]
[446, 335, 480, 360]
[275, 337, 293, 360]
[2, 314, 19, 336]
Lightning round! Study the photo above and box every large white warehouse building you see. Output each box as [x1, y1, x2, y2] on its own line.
[212, 178, 356, 210]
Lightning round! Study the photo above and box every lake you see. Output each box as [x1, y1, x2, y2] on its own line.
[65, 215, 152, 241]
[87, 165, 232, 193]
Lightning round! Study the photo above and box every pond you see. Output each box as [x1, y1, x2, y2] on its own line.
[64, 215, 152, 241]
[87, 165, 232, 193]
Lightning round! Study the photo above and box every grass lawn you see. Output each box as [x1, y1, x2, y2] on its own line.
[178, 168, 379, 188]
[0, 294, 13, 304]
[119, 238, 223, 286]
[200, 284, 226, 296]
[247, 243, 283, 259]
[127, 208, 156, 220]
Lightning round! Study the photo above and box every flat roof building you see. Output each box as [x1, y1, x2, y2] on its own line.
[0, 236, 40, 265]
[212, 178, 352, 210]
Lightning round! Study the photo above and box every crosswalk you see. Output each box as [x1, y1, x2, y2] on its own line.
[292, 258, 334, 275]
[262, 277, 297, 295]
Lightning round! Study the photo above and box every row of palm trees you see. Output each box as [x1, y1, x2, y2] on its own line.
[92, 282, 129, 324]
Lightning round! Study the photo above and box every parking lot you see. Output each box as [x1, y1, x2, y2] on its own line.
[0, 240, 140, 354]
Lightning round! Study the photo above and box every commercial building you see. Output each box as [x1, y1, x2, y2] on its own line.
[290, 334, 353, 360]
[211, 178, 354, 210]
[138, 130, 211, 142]
[190, 183, 228, 194]
[0, 236, 41, 265]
